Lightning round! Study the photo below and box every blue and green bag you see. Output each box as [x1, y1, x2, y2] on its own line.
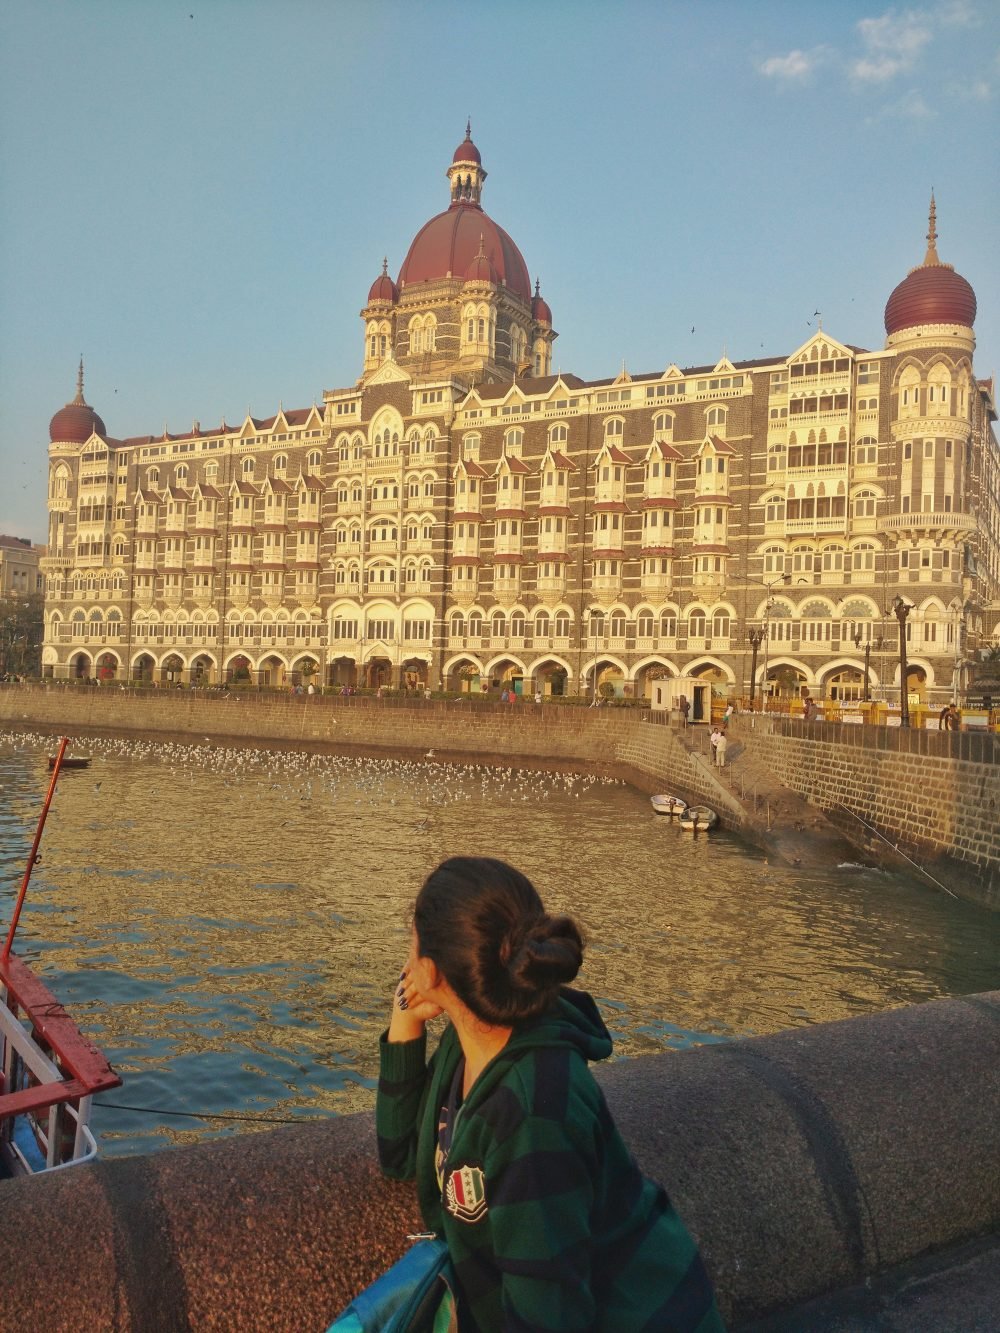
[326, 1236, 455, 1333]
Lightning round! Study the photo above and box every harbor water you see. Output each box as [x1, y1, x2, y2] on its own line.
[1, 730, 997, 1157]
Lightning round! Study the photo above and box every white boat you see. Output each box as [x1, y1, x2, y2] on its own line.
[679, 805, 719, 832]
[651, 794, 688, 816]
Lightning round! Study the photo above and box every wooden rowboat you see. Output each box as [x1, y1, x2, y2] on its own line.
[47, 755, 91, 769]
[679, 805, 719, 832]
[651, 794, 688, 816]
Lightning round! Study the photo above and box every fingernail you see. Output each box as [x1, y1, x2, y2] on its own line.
[399, 971, 406, 981]
[398, 997, 409, 1011]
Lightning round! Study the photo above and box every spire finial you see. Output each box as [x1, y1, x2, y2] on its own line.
[466, 118, 472, 139]
[535, 277, 541, 296]
[924, 190, 940, 265]
[477, 233, 486, 260]
[381, 256, 388, 276]
[74, 355, 86, 405]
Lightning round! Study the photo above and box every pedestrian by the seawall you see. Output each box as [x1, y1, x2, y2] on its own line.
[376, 856, 726, 1330]
[679, 694, 690, 727]
[714, 729, 728, 767]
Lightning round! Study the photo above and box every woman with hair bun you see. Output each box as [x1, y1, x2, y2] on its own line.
[378, 856, 724, 1331]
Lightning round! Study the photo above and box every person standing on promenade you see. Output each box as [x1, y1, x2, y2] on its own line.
[710, 726, 722, 759]
[378, 856, 725, 1331]
[715, 729, 728, 768]
[679, 694, 690, 727]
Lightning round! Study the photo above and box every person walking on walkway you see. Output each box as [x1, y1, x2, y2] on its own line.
[679, 694, 690, 727]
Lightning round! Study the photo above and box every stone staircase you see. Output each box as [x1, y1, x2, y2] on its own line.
[671, 720, 857, 869]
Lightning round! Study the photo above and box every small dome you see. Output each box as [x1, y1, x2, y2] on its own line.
[884, 197, 976, 337]
[465, 238, 497, 285]
[367, 258, 398, 304]
[453, 122, 481, 165]
[532, 279, 552, 325]
[49, 361, 105, 443]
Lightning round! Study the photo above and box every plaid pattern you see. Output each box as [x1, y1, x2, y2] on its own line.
[377, 990, 724, 1332]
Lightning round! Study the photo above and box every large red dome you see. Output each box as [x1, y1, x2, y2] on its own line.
[398, 205, 531, 301]
[884, 197, 976, 336]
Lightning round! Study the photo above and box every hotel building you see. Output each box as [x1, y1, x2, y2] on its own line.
[42, 130, 999, 705]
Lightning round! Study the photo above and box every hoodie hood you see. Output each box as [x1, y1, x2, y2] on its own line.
[505, 987, 614, 1063]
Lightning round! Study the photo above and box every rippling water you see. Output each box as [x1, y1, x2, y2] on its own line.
[1, 730, 996, 1157]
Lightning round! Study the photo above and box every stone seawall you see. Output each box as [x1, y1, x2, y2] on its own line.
[739, 718, 1000, 910]
[2, 686, 998, 907]
[2, 990, 997, 1331]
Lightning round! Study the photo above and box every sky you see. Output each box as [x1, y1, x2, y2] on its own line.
[1, 0, 997, 543]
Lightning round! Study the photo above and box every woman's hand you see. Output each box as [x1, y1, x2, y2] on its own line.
[387, 965, 443, 1042]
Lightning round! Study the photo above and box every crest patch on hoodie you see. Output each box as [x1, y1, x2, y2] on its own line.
[445, 1164, 487, 1223]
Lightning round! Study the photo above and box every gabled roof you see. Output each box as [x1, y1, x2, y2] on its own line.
[548, 449, 576, 471]
[648, 441, 683, 461]
[707, 434, 737, 455]
[230, 479, 260, 496]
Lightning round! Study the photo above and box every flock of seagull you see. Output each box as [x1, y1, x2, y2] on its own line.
[2, 730, 621, 815]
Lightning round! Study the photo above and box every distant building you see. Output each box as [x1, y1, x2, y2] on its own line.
[42, 131, 1000, 703]
[0, 535, 44, 598]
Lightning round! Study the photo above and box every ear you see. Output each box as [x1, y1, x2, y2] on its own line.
[413, 953, 443, 994]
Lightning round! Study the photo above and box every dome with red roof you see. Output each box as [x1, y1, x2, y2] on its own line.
[399, 208, 529, 300]
[884, 198, 976, 337]
[397, 130, 531, 302]
[453, 122, 481, 165]
[49, 362, 105, 443]
[532, 279, 552, 326]
[367, 258, 398, 305]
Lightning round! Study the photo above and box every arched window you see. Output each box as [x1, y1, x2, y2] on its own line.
[307, 450, 322, 472]
[548, 423, 568, 445]
[712, 611, 731, 640]
[491, 612, 506, 639]
[653, 412, 674, 440]
[554, 612, 570, 638]
[242, 457, 255, 478]
[535, 611, 550, 638]
[688, 610, 707, 638]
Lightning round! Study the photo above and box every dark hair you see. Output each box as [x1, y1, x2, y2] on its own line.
[413, 856, 583, 1025]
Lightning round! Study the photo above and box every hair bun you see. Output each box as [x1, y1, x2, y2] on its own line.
[508, 914, 583, 994]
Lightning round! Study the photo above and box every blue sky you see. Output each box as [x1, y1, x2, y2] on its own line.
[1, 0, 997, 542]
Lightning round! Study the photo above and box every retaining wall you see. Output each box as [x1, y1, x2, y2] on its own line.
[1, 990, 997, 1331]
[739, 718, 1000, 910]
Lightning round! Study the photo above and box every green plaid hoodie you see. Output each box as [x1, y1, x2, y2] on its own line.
[377, 989, 725, 1332]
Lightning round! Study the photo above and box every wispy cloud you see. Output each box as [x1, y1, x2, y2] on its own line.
[756, 4, 995, 112]
[877, 89, 937, 118]
[851, 10, 932, 83]
[757, 48, 827, 82]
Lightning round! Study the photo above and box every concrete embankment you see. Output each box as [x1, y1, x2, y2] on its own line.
[2, 685, 998, 907]
[2, 990, 997, 1331]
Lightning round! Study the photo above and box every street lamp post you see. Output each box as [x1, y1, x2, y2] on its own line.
[892, 596, 912, 727]
[754, 575, 789, 711]
[747, 627, 766, 709]
[851, 628, 884, 703]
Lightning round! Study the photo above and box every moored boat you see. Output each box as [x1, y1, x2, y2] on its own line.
[679, 805, 719, 832]
[3, 735, 121, 1176]
[0, 952, 122, 1176]
[651, 794, 688, 816]
[47, 754, 90, 769]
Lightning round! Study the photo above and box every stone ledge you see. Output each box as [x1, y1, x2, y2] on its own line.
[1, 990, 996, 1331]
